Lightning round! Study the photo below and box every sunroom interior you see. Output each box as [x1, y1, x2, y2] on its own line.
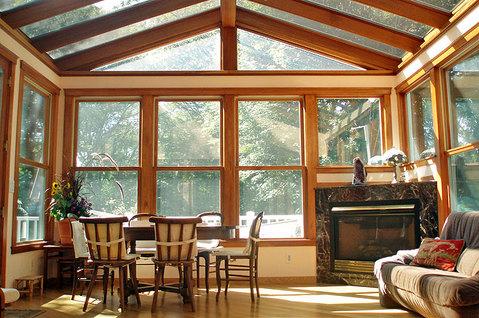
[0, 0, 478, 317]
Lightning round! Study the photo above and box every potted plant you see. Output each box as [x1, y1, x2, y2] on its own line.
[383, 148, 408, 183]
[47, 172, 92, 245]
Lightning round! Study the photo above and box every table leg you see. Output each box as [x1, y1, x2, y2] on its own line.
[43, 250, 48, 290]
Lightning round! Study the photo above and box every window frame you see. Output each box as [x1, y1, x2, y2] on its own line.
[236, 96, 307, 239]
[154, 97, 224, 217]
[11, 62, 59, 254]
[72, 97, 142, 216]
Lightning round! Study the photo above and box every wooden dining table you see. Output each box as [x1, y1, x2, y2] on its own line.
[122, 224, 237, 300]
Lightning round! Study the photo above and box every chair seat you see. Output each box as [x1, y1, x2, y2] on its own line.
[213, 248, 249, 258]
[1, 288, 20, 304]
[134, 247, 156, 256]
[197, 239, 220, 250]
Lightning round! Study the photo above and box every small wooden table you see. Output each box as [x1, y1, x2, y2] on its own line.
[14, 275, 43, 299]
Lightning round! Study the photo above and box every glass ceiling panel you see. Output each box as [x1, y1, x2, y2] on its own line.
[0, 0, 35, 12]
[238, 29, 363, 70]
[413, 0, 463, 12]
[94, 29, 221, 71]
[305, 0, 432, 38]
[237, 0, 404, 58]
[22, 0, 151, 38]
[49, 0, 219, 59]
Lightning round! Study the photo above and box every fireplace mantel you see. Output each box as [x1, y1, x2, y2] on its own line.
[316, 182, 438, 286]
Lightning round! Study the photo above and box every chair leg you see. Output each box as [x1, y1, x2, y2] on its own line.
[129, 263, 141, 308]
[204, 254, 210, 293]
[249, 258, 255, 302]
[186, 264, 195, 312]
[110, 269, 114, 295]
[83, 264, 98, 312]
[224, 258, 229, 299]
[102, 266, 109, 304]
[196, 256, 200, 288]
[254, 257, 260, 298]
[215, 257, 222, 302]
[151, 263, 161, 313]
[118, 266, 126, 311]
[71, 261, 78, 300]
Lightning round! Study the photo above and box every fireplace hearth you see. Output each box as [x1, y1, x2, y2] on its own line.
[316, 182, 438, 286]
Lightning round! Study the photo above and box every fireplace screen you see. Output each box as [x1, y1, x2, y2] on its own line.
[331, 201, 420, 263]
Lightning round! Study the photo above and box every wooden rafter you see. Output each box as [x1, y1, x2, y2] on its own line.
[251, 0, 422, 52]
[55, 9, 221, 71]
[221, 0, 236, 27]
[352, 0, 451, 29]
[236, 8, 401, 70]
[32, 0, 209, 53]
[1, 0, 102, 29]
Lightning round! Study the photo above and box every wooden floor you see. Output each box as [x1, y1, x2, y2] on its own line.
[8, 283, 420, 317]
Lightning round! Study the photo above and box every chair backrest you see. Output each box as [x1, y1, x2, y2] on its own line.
[128, 213, 155, 225]
[243, 212, 264, 256]
[80, 216, 128, 261]
[149, 216, 202, 262]
[71, 220, 90, 259]
[197, 211, 223, 226]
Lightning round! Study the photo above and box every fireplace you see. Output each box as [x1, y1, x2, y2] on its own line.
[316, 182, 438, 286]
[331, 199, 420, 274]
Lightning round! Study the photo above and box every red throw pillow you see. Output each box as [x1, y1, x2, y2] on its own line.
[411, 238, 465, 271]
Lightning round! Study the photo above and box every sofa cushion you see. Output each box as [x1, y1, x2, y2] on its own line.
[411, 238, 464, 271]
[381, 263, 479, 307]
[457, 248, 479, 276]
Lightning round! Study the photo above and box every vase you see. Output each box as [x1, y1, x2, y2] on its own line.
[57, 218, 74, 246]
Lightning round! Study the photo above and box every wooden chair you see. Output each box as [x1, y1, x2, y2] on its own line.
[149, 216, 202, 312]
[70, 220, 114, 302]
[215, 212, 263, 302]
[196, 211, 223, 293]
[79, 216, 141, 312]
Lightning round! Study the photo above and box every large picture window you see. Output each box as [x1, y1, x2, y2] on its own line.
[75, 100, 140, 215]
[15, 81, 51, 243]
[238, 100, 304, 238]
[446, 50, 479, 213]
[156, 100, 221, 216]
[406, 80, 436, 161]
[317, 98, 382, 165]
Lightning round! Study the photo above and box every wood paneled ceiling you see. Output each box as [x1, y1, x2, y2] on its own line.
[0, 0, 470, 72]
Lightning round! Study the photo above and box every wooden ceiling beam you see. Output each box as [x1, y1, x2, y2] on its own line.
[251, 0, 422, 52]
[221, 0, 236, 27]
[32, 0, 209, 53]
[55, 9, 221, 71]
[1, 0, 102, 29]
[236, 8, 401, 70]
[352, 0, 451, 29]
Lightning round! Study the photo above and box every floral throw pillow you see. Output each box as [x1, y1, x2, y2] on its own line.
[411, 238, 465, 271]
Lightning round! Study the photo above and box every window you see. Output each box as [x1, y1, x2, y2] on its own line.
[238, 100, 304, 238]
[75, 100, 140, 215]
[406, 80, 436, 161]
[157, 100, 221, 216]
[446, 50, 479, 214]
[94, 30, 221, 71]
[446, 51, 479, 148]
[15, 82, 51, 243]
[237, 29, 361, 71]
[317, 98, 382, 165]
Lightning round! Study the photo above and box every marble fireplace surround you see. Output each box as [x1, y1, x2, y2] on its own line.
[316, 182, 438, 286]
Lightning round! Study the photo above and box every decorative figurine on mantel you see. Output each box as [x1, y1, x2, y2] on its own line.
[383, 148, 408, 183]
[352, 157, 367, 185]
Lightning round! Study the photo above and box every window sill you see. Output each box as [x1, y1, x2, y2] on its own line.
[402, 156, 437, 169]
[11, 241, 49, 254]
[221, 238, 315, 247]
[317, 165, 394, 173]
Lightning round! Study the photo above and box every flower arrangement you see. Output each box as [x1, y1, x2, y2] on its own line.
[47, 172, 92, 221]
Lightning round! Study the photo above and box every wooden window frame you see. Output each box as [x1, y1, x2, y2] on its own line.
[155, 97, 224, 217]
[11, 62, 59, 254]
[315, 91, 393, 172]
[72, 97, 142, 215]
[236, 97, 307, 240]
